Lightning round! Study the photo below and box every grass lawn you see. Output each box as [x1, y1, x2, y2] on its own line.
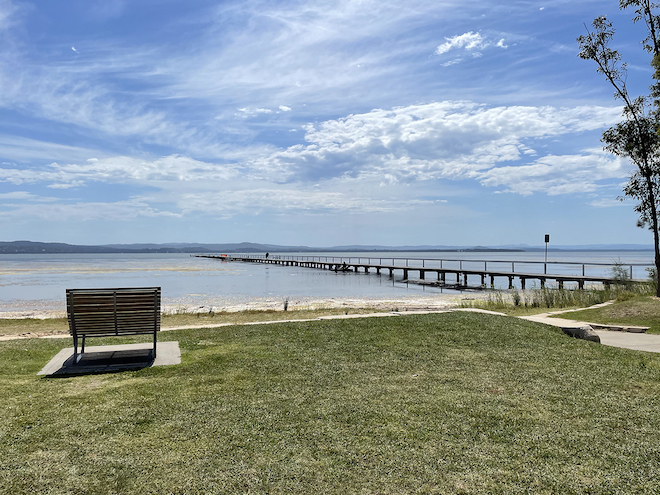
[2, 313, 660, 494]
[553, 295, 660, 334]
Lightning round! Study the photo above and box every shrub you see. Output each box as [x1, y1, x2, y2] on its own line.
[647, 267, 658, 292]
[611, 261, 632, 288]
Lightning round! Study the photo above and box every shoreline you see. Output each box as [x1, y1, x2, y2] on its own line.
[0, 293, 485, 320]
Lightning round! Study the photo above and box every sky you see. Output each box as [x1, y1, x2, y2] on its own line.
[0, 0, 656, 247]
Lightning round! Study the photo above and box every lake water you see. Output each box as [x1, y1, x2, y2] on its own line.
[0, 251, 654, 315]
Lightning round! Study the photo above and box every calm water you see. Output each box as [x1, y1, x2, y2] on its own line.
[0, 251, 654, 313]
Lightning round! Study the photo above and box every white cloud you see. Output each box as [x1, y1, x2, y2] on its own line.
[0, 191, 34, 199]
[0, 100, 629, 220]
[279, 105, 292, 112]
[436, 31, 508, 57]
[442, 59, 461, 67]
[0, 198, 179, 221]
[0, 154, 240, 187]
[590, 198, 627, 208]
[0, 135, 100, 163]
[254, 101, 623, 184]
[477, 151, 630, 196]
[0, 0, 18, 31]
[55, 155, 241, 184]
[176, 188, 438, 216]
[236, 107, 276, 118]
[47, 181, 85, 189]
[436, 32, 488, 54]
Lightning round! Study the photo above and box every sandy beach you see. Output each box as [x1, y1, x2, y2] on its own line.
[0, 292, 486, 320]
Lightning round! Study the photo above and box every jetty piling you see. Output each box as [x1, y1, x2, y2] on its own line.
[195, 254, 651, 290]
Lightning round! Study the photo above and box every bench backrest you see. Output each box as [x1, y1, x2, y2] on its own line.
[66, 287, 161, 337]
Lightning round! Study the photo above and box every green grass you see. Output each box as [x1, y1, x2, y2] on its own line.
[2, 313, 660, 493]
[161, 307, 386, 327]
[0, 317, 69, 337]
[553, 295, 660, 334]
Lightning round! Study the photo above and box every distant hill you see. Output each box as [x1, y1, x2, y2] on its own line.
[0, 241, 123, 254]
[0, 240, 652, 254]
[0, 241, 312, 254]
[0, 241, 208, 254]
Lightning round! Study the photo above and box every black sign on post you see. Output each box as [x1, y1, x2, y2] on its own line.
[544, 234, 550, 273]
[545, 234, 550, 243]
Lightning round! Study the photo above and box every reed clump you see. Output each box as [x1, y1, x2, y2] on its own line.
[465, 282, 654, 313]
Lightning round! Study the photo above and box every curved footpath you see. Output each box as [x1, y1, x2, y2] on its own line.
[4, 304, 660, 354]
[519, 302, 660, 353]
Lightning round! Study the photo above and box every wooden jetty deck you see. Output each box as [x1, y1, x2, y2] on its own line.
[195, 254, 650, 290]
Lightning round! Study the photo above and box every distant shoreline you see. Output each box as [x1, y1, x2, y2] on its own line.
[0, 240, 654, 254]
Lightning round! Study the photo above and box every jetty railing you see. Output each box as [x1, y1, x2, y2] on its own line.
[225, 254, 652, 281]
[194, 253, 656, 290]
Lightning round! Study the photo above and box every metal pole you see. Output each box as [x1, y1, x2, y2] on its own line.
[544, 234, 549, 275]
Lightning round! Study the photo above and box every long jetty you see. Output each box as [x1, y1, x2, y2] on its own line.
[195, 254, 652, 290]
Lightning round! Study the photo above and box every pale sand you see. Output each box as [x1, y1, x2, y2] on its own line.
[0, 293, 487, 321]
[0, 293, 490, 341]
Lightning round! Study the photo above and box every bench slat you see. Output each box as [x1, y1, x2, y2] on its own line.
[67, 287, 161, 338]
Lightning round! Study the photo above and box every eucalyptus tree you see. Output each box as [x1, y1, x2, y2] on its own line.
[578, 0, 660, 295]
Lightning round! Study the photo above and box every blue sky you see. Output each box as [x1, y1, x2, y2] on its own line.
[0, 0, 655, 246]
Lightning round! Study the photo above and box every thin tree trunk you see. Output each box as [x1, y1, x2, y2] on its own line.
[645, 176, 660, 295]
[654, 228, 660, 296]
[652, 211, 660, 297]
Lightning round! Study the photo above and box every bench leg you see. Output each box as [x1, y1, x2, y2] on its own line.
[153, 333, 157, 359]
[75, 336, 86, 364]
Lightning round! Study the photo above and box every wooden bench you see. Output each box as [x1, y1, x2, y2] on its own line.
[66, 287, 161, 363]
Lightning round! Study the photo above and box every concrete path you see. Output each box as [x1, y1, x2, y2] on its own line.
[520, 309, 660, 353]
[520, 313, 593, 329]
[593, 330, 660, 353]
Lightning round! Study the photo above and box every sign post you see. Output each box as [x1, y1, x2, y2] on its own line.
[544, 234, 550, 274]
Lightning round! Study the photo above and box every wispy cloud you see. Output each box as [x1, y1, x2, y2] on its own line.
[0, 100, 628, 221]
[0, 198, 179, 221]
[589, 198, 627, 208]
[0, 0, 645, 243]
[436, 31, 507, 58]
[0, 0, 19, 31]
[478, 151, 629, 196]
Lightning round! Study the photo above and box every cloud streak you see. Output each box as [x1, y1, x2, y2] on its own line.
[0, 100, 631, 221]
[436, 31, 507, 55]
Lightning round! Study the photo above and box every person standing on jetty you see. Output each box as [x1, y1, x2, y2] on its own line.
[265, 252, 269, 259]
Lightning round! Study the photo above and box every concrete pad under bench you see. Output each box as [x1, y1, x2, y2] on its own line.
[38, 341, 181, 376]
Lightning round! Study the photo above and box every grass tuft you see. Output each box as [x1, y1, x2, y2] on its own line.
[462, 283, 655, 315]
